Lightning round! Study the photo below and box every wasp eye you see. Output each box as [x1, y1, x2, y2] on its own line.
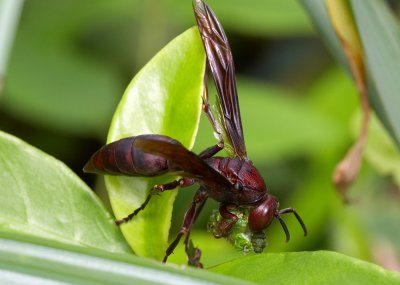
[248, 195, 278, 232]
[234, 182, 243, 191]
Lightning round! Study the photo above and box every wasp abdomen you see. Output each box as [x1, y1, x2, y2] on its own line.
[83, 134, 178, 177]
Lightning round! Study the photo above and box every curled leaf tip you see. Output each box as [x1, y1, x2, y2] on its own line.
[326, 0, 373, 201]
[333, 140, 364, 203]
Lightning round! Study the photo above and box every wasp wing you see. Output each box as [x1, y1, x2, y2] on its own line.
[194, 0, 247, 160]
[134, 136, 233, 191]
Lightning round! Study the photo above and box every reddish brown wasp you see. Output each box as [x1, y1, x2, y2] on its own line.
[84, 0, 307, 267]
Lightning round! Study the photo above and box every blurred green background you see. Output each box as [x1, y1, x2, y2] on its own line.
[1, 0, 399, 270]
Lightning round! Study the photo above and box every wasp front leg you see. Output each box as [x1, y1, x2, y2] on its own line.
[209, 204, 239, 238]
[115, 177, 195, 225]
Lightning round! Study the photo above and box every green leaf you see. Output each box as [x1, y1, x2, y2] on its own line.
[211, 251, 400, 285]
[351, 0, 400, 147]
[105, 27, 205, 260]
[0, 130, 131, 253]
[0, 234, 256, 285]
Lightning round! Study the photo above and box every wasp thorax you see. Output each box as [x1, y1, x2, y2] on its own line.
[248, 195, 279, 232]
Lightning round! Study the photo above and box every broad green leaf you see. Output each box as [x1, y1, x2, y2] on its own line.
[211, 251, 400, 285]
[0, 234, 256, 285]
[105, 27, 205, 260]
[0, 130, 130, 253]
[351, 0, 400, 147]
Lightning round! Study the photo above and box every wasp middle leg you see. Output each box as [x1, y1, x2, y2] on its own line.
[115, 177, 195, 225]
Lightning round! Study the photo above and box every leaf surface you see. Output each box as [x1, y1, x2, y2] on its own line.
[0, 234, 255, 285]
[0, 130, 130, 253]
[105, 27, 205, 259]
[211, 251, 400, 285]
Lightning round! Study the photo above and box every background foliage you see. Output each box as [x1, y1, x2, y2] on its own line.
[1, 0, 400, 283]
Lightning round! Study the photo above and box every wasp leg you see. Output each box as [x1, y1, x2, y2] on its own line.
[163, 188, 208, 267]
[213, 204, 239, 238]
[198, 142, 224, 159]
[183, 197, 207, 268]
[184, 237, 203, 268]
[115, 177, 194, 225]
[154, 177, 195, 192]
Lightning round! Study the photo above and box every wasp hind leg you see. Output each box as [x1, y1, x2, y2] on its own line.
[115, 177, 194, 225]
[163, 188, 208, 268]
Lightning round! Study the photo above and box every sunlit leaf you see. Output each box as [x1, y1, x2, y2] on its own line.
[105, 27, 205, 260]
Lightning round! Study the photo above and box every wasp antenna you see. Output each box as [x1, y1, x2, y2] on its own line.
[276, 215, 290, 243]
[279, 208, 308, 237]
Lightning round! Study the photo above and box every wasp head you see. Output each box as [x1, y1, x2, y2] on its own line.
[248, 195, 307, 243]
